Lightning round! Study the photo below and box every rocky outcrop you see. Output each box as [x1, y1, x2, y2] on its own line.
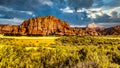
[18, 16, 74, 36]
[0, 16, 75, 36]
[72, 22, 102, 36]
[0, 24, 19, 35]
[0, 16, 119, 36]
[101, 25, 120, 35]
[86, 22, 97, 28]
[72, 27, 100, 36]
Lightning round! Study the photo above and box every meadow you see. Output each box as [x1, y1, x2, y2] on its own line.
[0, 35, 120, 68]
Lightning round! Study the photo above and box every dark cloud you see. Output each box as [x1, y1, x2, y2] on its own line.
[0, 0, 61, 19]
[0, 0, 120, 26]
[93, 0, 120, 9]
[93, 0, 104, 8]
[94, 14, 111, 22]
[105, 0, 120, 8]
[68, 0, 94, 12]
[58, 11, 90, 25]
[0, 7, 34, 19]
[111, 11, 118, 18]
[50, 0, 67, 8]
[0, 0, 54, 14]
[51, 0, 94, 12]
[94, 11, 120, 22]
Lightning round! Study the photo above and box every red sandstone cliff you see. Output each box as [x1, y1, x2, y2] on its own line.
[0, 16, 119, 36]
[0, 16, 75, 36]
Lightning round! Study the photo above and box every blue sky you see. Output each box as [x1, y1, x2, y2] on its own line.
[0, 0, 120, 27]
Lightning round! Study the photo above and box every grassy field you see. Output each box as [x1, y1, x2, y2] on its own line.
[0, 35, 59, 46]
[0, 35, 120, 68]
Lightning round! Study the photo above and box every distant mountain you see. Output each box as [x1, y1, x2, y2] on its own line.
[86, 22, 97, 28]
[102, 25, 120, 35]
[0, 16, 120, 36]
[0, 16, 74, 36]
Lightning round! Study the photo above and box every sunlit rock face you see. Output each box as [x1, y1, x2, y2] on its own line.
[0, 16, 119, 36]
[0, 16, 75, 36]
[19, 16, 75, 36]
[86, 22, 97, 28]
[0, 24, 19, 35]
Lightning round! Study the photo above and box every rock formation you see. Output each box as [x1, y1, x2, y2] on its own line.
[86, 22, 97, 29]
[85, 22, 104, 36]
[0, 16, 119, 36]
[0, 16, 75, 36]
[72, 27, 100, 36]
[19, 16, 75, 36]
[101, 25, 120, 35]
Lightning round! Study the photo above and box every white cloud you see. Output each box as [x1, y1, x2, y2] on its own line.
[0, 6, 35, 17]
[95, 7, 120, 15]
[0, 18, 23, 25]
[87, 7, 119, 16]
[39, 0, 53, 6]
[88, 14, 97, 18]
[0, 6, 14, 11]
[60, 7, 73, 13]
[71, 25, 86, 27]
[61, 7, 88, 13]
[88, 8, 102, 12]
[87, 8, 110, 18]
[19, 11, 35, 17]
[96, 23, 120, 27]
[20, 11, 32, 15]
[61, 7, 120, 16]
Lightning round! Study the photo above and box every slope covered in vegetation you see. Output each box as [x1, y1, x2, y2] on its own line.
[0, 36, 120, 68]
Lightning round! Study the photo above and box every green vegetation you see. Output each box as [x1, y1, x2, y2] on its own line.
[0, 36, 120, 68]
[56, 36, 120, 46]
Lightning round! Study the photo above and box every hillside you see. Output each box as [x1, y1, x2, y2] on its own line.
[0, 16, 120, 36]
[0, 16, 74, 36]
[102, 25, 120, 35]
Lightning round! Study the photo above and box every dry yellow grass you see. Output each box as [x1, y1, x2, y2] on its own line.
[0, 35, 120, 68]
[0, 35, 59, 47]
[1, 35, 59, 39]
[93, 35, 120, 39]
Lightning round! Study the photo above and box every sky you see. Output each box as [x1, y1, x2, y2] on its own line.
[0, 0, 120, 27]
